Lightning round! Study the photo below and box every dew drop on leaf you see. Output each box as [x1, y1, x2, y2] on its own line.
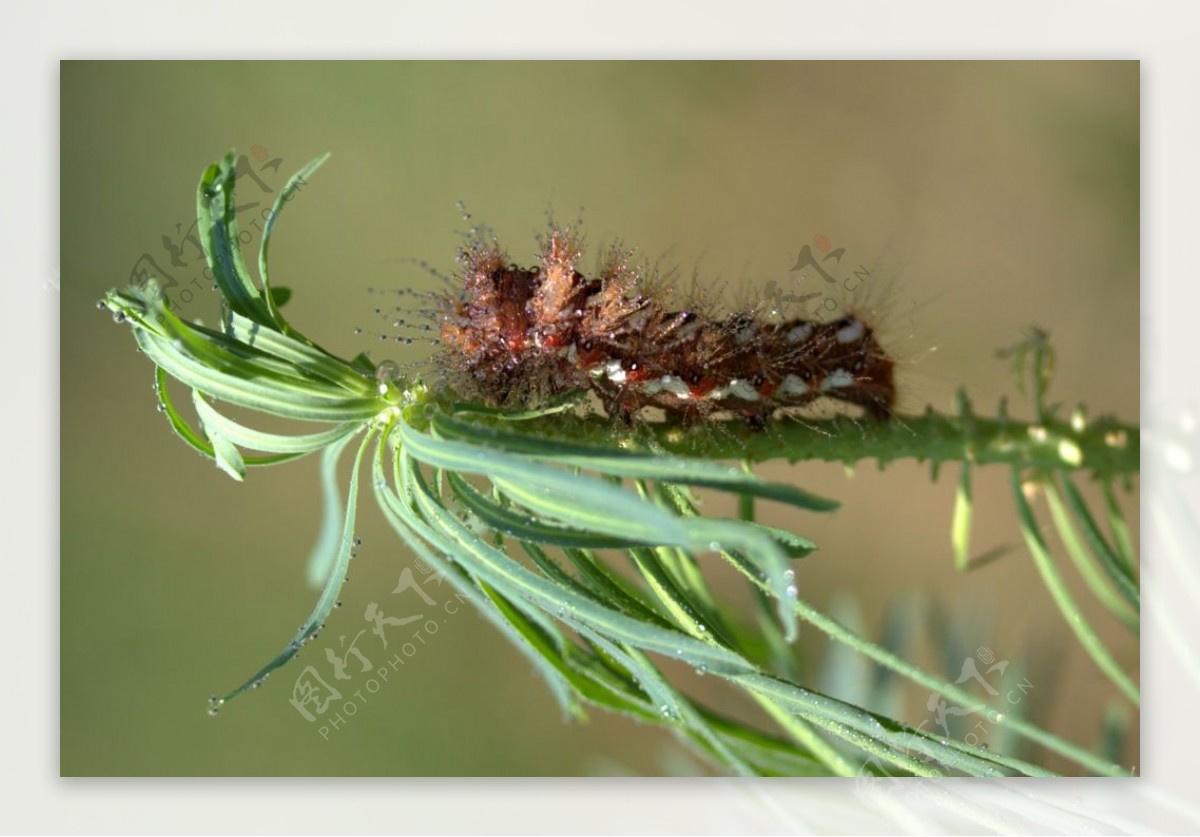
[375, 360, 401, 394]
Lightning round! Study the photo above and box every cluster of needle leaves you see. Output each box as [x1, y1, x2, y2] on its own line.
[101, 153, 1139, 777]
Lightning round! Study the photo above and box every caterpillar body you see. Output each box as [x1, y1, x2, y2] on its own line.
[434, 227, 896, 428]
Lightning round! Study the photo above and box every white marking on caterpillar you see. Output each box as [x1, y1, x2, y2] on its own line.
[821, 369, 854, 390]
[728, 379, 760, 402]
[778, 374, 809, 397]
[661, 375, 691, 399]
[836, 319, 865, 344]
[787, 323, 813, 343]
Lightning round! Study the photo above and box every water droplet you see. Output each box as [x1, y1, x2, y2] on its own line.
[112, 311, 126, 324]
[1057, 439, 1083, 466]
[374, 360, 401, 395]
[694, 665, 707, 677]
[785, 584, 798, 598]
[783, 569, 796, 582]
[375, 360, 400, 382]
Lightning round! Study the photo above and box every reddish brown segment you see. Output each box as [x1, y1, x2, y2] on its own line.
[436, 227, 895, 427]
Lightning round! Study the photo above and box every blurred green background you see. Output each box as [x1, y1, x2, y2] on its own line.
[61, 61, 1138, 776]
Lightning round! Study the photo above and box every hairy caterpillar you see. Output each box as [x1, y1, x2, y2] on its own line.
[430, 226, 896, 428]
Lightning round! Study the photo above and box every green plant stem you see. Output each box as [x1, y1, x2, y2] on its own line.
[1044, 482, 1139, 632]
[1058, 474, 1140, 609]
[663, 484, 1086, 776]
[1101, 480, 1138, 573]
[1012, 471, 1140, 705]
[786, 587, 1118, 774]
[489, 406, 1138, 480]
[748, 693, 860, 776]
